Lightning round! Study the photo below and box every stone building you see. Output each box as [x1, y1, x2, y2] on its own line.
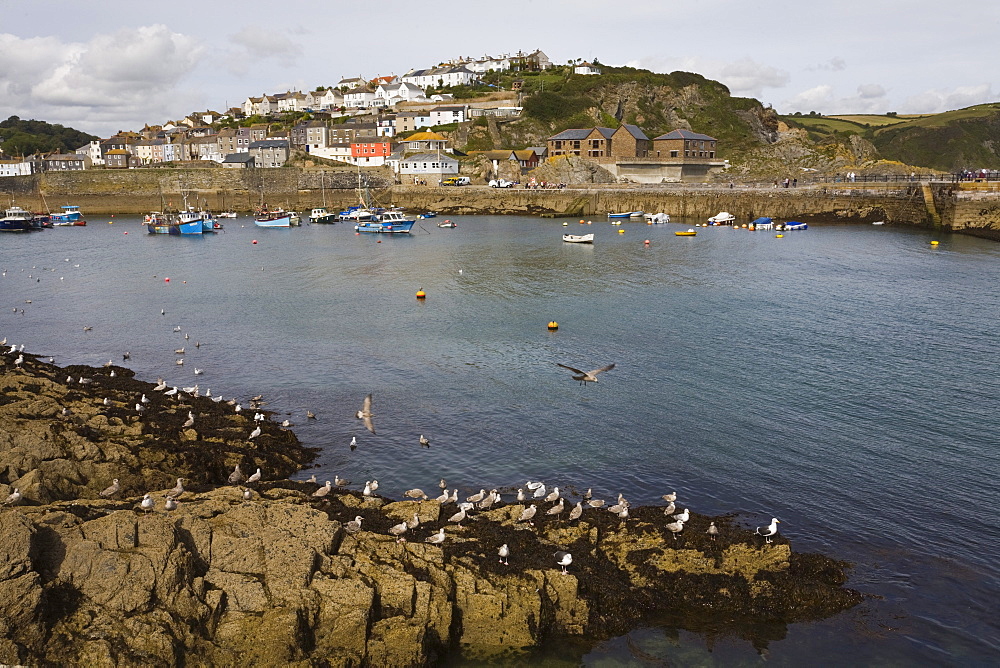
[651, 129, 717, 159]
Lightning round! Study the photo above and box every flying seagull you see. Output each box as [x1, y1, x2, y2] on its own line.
[356, 393, 375, 434]
[556, 362, 616, 385]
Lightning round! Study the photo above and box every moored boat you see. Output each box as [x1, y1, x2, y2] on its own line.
[749, 217, 773, 231]
[145, 211, 203, 235]
[50, 205, 86, 225]
[437, 220, 457, 228]
[0, 205, 36, 232]
[675, 228, 697, 236]
[309, 207, 338, 223]
[777, 221, 808, 231]
[217, 211, 238, 219]
[562, 233, 594, 243]
[708, 211, 736, 225]
[608, 211, 643, 219]
[355, 210, 414, 234]
[644, 212, 671, 224]
[255, 211, 292, 228]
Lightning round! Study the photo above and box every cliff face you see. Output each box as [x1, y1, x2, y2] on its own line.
[0, 353, 862, 666]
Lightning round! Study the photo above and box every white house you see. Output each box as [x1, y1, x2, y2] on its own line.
[309, 143, 353, 163]
[314, 89, 344, 110]
[277, 91, 312, 112]
[78, 140, 105, 167]
[401, 65, 478, 90]
[0, 159, 32, 177]
[574, 62, 601, 75]
[429, 105, 468, 126]
[343, 85, 377, 109]
[398, 152, 459, 179]
[375, 82, 427, 107]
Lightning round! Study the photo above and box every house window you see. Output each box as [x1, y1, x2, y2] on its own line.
[573, 141, 580, 149]
[670, 150, 678, 158]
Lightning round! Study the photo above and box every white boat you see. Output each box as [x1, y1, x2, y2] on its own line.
[644, 212, 670, 224]
[217, 211, 238, 219]
[562, 233, 594, 243]
[872, 221, 885, 225]
[708, 211, 736, 225]
[608, 211, 643, 219]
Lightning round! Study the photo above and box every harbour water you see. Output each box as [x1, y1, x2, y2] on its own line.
[2, 214, 998, 665]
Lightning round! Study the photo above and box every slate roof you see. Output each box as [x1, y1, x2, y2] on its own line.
[222, 152, 253, 164]
[249, 139, 289, 149]
[548, 127, 615, 141]
[653, 129, 717, 141]
[401, 152, 458, 163]
[618, 124, 649, 140]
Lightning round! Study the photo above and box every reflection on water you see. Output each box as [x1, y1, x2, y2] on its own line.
[2, 215, 998, 664]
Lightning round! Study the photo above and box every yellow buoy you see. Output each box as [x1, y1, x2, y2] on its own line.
[562, 222, 569, 226]
[416, 289, 426, 299]
[930, 240, 939, 245]
[776, 234, 784, 238]
[547, 321, 558, 330]
[618, 229, 625, 234]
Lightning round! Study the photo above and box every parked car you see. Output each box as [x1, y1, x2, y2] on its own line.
[441, 176, 471, 186]
[489, 179, 516, 188]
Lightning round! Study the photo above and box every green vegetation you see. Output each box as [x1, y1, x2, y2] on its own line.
[0, 116, 98, 157]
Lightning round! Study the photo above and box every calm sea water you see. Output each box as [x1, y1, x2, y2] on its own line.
[2, 213, 998, 665]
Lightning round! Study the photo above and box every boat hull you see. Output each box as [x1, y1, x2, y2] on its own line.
[608, 211, 643, 219]
[355, 220, 415, 234]
[563, 233, 594, 243]
[147, 219, 203, 235]
[255, 214, 292, 228]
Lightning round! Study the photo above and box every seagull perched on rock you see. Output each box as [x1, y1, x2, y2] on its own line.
[533, 484, 547, 499]
[356, 394, 375, 434]
[99, 479, 120, 498]
[662, 501, 676, 516]
[434, 489, 450, 504]
[425, 528, 446, 545]
[164, 387, 178, 397]
[518, 504, 537, 523]
[546, 498, 565, 519]
[587, 498, 606, 509]
[4, 488, 22, 506]
[139, 493, 154, 515]
[544, 486, 560, 503]
[182, 412, 195, 428]
[662, 492, 677, 503]
[404, 488, 427, 500]
[248, 426, 261, 439]
[362, 481, 373, 497]
[755, 518, 781, 544]
[556, 362, 615, 385]
[345, 516, 364, 534]
[389, 519, 408, 542]
[153, 380, 167, 391]
[312, 481, 332, 498]
[406, 513, 420, 529]
[243, 488, 253, 502]
[554, 551, 573, 575]
[666, 518, 685, 540]
[448, 506, 467, 526]
[672, 508, 690, 523]
[228, 465, 246, 485]
[498, 544, 510, 565]
[246, 468, 262, 485]
[466, 489, 486, 503]
[334, 475, 350, 487]
[165, 478, 184, 499]
[164, 495, 178, 511]
[568, 501, 583, 522]
[707, 522, 719, 541]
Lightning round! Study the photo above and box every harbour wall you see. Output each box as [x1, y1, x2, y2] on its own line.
[3, 169, 999, 236]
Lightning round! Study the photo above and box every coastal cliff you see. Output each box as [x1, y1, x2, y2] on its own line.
[1, 351, 862, 666]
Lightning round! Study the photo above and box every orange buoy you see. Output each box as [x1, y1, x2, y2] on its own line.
[547, 321, 558, 330]
[416, 289, 426, 299]
[252, 239, 258, 244]
[644, 239, 650, 245]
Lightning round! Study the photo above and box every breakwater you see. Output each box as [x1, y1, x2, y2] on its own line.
[3, 169, 1000, 237]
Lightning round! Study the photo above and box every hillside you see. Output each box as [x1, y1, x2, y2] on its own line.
[781, 104, 1000, 171]
[459, 65, 779, 164]
[0, 116, 98, 157]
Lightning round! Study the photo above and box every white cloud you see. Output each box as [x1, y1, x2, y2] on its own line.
[0, 26, 204, 135]
[624, 55, 788, 98]
[809, 57, 846, 72]
[782, 84, 890, 114]
[225, 26, 304, 75]
[903, 84, 996, 113]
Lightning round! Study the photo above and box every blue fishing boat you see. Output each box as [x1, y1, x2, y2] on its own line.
[608, 211, 643, 219]
[255, 211, 292, 228]
[145, 211, 203, 235]
[0, 205, 36, 232]
[418, 211, 437, 219]
[50, 205, 86, 225]
[355, 210, 415, 234]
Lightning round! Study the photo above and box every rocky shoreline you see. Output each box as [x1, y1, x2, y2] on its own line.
[1, 351, 862, 666]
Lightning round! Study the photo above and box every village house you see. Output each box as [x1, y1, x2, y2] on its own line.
[651, 129, 717, 159]
[401, 65, 478, 90]
[398, 152, 459, 181]
[394, 111, 432, 133]
[344, 85, 377, 109]
[574, 62, 601, 75]
[399, 131, 449, 154]
[189, 135, 224, 162]
[221, 152, 253, 169]
[429, 105, 468, 126]
[374, 82, 427, 108]
[313, 88, 344, 110]
[104, 149, 131, 169]
[350, 139, 393, 167]
[337, 76, 366, 90]
[547, 127, 615, 158]
[248, 139, 289, 168]
[509, 49, 551, 71]
[0, 159, 32, 177]
[309, 142, 352, 163]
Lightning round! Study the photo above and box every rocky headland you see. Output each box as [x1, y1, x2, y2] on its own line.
[1, 350, 862, 666]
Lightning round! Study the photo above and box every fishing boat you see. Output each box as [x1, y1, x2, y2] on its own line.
[777, 221, 808, 231]
[644, 213, 671, 224]
[0, 205, 36, 232]
[356, 210, 415, 234]
[255, 211, 292, 228]
[562, 233, 594, 243]
[608, 211, 643, 219]
[708, 211, 736, 225]
[50, 205, 86, 225]
[749, 217, 773, 230]
[437, 220, 457, 228]
[309, 207, 338, 223]
[674, 229, 697, 236]
[145, 211, 203, 235]
[418, 211, 437, 219]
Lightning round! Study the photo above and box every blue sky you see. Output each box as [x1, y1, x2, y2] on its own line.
[1, 0, 996, 138]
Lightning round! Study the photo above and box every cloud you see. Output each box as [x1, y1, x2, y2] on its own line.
[809, 57, 846, 72]
[782, 84, 890, 114]
[224, 26, 304, 75]
[624, 55, 788, 97]
[0, 26, 204, 135]
[903, 84, 996, 113]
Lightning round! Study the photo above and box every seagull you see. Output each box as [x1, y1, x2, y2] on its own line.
[194, 368, 203, 376]
[662, 492, 677, 503]
[554, 551, 573, 575]
[109, 369, 117, 377]
[498, 544, 510, 565]
[140, 493, 154, 515]
[755, 518, 781, 544]
[406, 513, 420, 529]
[389, 519, 408, 542]
[672, 508, 690, 523]
[587, 498, 606, 508]
[140, 394, 150, 404]
[175, 348, 185, 355]
[228, 465, 246, 485]
[165, 478, 184, 499]
[345, 516, 364, 534]
[334, 475, 350, 487]
[350, 436, 357, 450]
[102, 397, 111, 407]
[123, 352, 131, 360]
[175, 359, 184, 366]
[707, 522, 719, 540]
[609, 501, 628, 515]
[478, 490, 498, 510]
[544, 486, 560, 503]
[161, 309, 165, 315]
[4, 488, 22, 505]
[518, 504, 537, 523]
[173, 326, 181, 332]
[362, 481, 372, 496]
[533, 484, 547, 499]
[526, 481, 543, 490]
[164, 496, 178, 511]
[466, 489, 486, 503]
[583, 488, 592, 501]
[666, 518, 685, 540]
[99, 479, 120, 498]
[312, 481, 332, 498]
[248, 426, 261, 439]
[546, 498, 565, 519]
[356, 393, 375, 434]
[83, 326, 93, 332]
[281, 419, 292, 428]
[404, 488, 427, 500]
[13, 354, 23, 368]
[568, 501, 583, 521]
[306, 411, 316, 419]
[434, 489, 450, 503]
[419, 434, 430, 447]
[246, 468, 262, 485]
[164, 387, 178, 396]
[556, 362, 616, 385]
[425, 528, 446, 545]
[370, 480, 379, 492]
[153, 380, 167, 391]
[448, 506, 467, 526]
[516, 488, 526, 502]
[182, 413, 195, 428]
[618, 505, 629, 520]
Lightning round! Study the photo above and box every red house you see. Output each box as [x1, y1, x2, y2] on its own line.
[350, 139, 392, 166]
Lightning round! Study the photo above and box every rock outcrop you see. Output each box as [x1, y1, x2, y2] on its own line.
[1, 352, 862, 666]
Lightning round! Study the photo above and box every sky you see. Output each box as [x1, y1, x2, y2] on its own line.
[1, 0, 997, 139]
